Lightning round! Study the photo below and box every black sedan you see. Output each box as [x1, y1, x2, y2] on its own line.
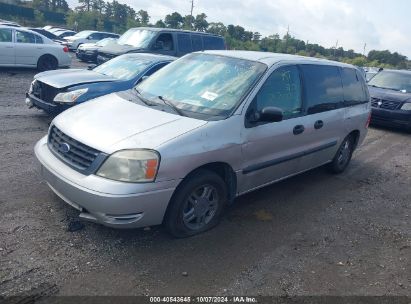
[368, 69, 411, 132]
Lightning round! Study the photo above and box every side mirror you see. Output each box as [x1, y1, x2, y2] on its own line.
[251, 106, 283, 123]
[87, 36, 92, 40]
[87, 64, 96, 70]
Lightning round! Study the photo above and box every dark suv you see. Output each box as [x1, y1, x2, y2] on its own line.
[368, 69, 411, 131]
[97, 27, 225, 64]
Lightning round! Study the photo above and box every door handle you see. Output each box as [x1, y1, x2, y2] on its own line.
[314, 120, 324, 129]
[293, 125, 305, 135]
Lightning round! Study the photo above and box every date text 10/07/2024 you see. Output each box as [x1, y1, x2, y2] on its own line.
[149, 297, 258, 303]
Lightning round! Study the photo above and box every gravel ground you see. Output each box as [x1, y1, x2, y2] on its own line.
[0, 55, 410, 298]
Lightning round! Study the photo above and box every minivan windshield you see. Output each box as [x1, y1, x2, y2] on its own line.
[118, 29, 156, 48]
[93, 54, 152, 80]
[135, 53, 267, 119]
[368, 71, 411, 93]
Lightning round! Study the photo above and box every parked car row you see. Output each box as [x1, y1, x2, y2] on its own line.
[30, 50, 373, 237]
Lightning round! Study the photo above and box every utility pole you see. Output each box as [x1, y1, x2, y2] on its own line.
[363, 43, 367, 57]
[333, 40, 338, 57]
[285, 25, 289, 53]
[190, 0, 194, 30]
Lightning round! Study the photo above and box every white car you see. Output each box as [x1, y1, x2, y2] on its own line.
[64, 30, 119, 50]
[0, 26, 71, 70]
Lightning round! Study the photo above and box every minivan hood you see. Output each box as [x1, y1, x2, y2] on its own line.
[35, 69, 118, 89]
[52, 93, 207, 154]
[99, 42, 143, 55]
[368, 86, 411, 103]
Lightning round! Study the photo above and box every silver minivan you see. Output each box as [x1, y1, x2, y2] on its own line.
[35, 51, 371, 237]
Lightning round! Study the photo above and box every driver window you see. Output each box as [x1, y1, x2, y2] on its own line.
[255, 65, 302, 119]
[153, 33, 174, 51]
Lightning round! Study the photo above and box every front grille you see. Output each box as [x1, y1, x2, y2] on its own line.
[48, 126, 101, 172]
[32, 80, 61, 104]
[371, 97, 401, 110]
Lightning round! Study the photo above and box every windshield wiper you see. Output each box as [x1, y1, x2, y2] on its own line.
[157, 96, 186, 117]
[133, 88, 155, 106]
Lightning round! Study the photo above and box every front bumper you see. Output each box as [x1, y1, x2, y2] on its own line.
[25, 93, 69, 114]
[34, 136, 179, 228]
[371, 107, 411, 129]
[76, 50, 97, 62]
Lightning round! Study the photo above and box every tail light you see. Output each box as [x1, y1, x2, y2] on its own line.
[63, 46, 69, 53]
[365, 112, 371, 128]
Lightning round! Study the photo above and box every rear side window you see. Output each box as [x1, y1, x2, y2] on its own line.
[191, 34, 203, 51]
[34, 34, 43, 44]
[0, 28, 12, 42]
[203, 36, 224, 50]
[300, 64, 344, 114]
[177, 33, 192, 54]
[340, 67, 366, 106]
[16, 30, 36, 43]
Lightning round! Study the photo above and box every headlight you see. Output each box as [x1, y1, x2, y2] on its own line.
[29, 80, 35, 93]
[53, 88, 88, 104]
[400, 103, 411, 111]
[96, 150, 160, 183]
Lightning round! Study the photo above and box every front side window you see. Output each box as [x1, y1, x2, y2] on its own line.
[368, 71, 411, 93]
[203, 36, 224, 50]
[136, 53, 267, 118]
[152, 33, 174, 51]
[93, 54, 152, 80]
[16, 30, 36, 43]
[0, 28, 12, 42]
[300, 64, 344, 114]
[254, 65, 302, 119]
[118, 29, 156, 48]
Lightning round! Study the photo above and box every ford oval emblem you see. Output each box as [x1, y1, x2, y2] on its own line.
[59, 143, 71, 153]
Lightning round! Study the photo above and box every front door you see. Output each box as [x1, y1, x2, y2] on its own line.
[240, 65, 312, 193]
[0, 28, 15, 65]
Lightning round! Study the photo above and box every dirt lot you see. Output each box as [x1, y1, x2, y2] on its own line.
[0, 55, 410, 298]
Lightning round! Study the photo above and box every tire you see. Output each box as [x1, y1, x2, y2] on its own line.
[328, 135, 355, 174]
[164, 169, 228, 238]
[37, 55, 58, 71]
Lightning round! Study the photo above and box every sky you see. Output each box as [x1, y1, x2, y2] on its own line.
[67, 0, 411, 58]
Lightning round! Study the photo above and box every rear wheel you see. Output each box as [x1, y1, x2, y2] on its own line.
[37, 55, 58, 71]
[328, 135, 355, 174]
[164, 169, 228, 238]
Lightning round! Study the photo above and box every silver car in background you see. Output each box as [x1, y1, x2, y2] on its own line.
[0, 25, 71, 70]
[35, 51, 371, 237]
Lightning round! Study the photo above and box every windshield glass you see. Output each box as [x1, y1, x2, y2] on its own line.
[368, 71, 411, 92]
[73, 31, 94, 38]
[93, 54, 152, 80]
[96, 38, 115, 47]
[118, 29, 156, 48]
[136, 53, 267, 118]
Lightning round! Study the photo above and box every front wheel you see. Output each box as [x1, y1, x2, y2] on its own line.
[164, 169, 228, 238]
[328, 135, 355, 174]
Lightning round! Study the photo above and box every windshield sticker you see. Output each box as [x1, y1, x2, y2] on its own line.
[201, 91, 219, 101]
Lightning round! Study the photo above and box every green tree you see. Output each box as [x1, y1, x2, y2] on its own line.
[137, 9, 149, 25]
[164, 12, 183, 29]
[194, 13, 208, 32]
[154, 19, 166, 28]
